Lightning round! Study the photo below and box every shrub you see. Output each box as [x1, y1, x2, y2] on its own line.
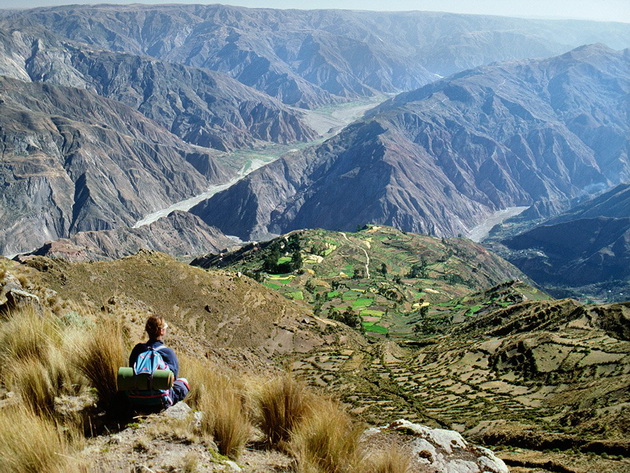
[0, 406, 83, 473]
[181, 355, 252, 460]
[363, 446, 411, 473]
[256, 375, 314, 450]
[73, 316, 125, 409]
[291, 398, 363, 473]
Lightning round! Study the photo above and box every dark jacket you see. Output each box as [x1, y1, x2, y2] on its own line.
[129, 339, 179, 379]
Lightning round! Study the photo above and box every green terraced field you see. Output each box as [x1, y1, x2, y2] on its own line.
[193, 226, 543, 340]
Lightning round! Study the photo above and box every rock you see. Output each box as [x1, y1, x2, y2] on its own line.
[164, 401, 192, 421]
[365, 419, 508, 473]
[224, 460, 242, 472]
[0, 287, 41, 314]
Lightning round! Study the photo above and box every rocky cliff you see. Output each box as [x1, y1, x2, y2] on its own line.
[0, 75, 229, 256]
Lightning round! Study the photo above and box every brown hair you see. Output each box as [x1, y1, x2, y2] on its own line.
[145, 314, 167, 340]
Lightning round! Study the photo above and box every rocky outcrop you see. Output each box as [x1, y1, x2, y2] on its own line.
[12, 4, 630, 107]
[191, 45, 630, 240]
[364, 419, 509, 473]
[17, 211, 237, 262]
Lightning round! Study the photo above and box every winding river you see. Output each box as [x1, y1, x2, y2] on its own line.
[133, 96, 386, 228]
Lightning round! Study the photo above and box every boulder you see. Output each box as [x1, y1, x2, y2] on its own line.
[364, 419, 508, 473]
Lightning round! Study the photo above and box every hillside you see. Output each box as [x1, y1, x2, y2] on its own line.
[0, 75, 232, 256]
[191, 226, 536, 339]
[1, 246, 628, 471]
[191, 44, 630, 240]
[487, 184, 630, 302]
[17, 211, 237, 262]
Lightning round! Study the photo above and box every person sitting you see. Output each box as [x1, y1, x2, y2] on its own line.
[128, 314, 190, 409]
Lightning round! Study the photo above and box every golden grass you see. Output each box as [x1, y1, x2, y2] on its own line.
[73, 316, 126, 408]
[0, 306, 85, 419]
[256, 374, 314, 449]
[12, 358, 56, 416]
[0, 305, 59, 364]
[291, 397, 364, 473]
[363, 446, 412, 473]
[0, 405, 84, 473]
[181, 354, 252, 460]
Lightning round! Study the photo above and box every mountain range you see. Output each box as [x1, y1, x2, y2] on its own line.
[191, 44, 630, 240]
[9, 4, 630, 107]
[1, 4, 629, 296]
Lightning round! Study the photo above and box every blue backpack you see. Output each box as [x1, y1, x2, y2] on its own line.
[127, 346, 173, 409]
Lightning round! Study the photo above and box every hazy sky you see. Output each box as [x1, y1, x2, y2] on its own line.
[2, 0, 629, 24]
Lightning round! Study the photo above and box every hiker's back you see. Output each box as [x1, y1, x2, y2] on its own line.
[127, 344, 174, 411]
[123, 315, 189, 412]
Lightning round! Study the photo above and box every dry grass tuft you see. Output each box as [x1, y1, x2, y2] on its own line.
[0, 305, 59, 364]
[1, 306, 84, 419]
[12, 358, 56, 416]
[256, 374, 314, 449]
[181, 451, 200, 473]
[181, 355, 252, 460]
[73, 316, 126, 408]
[291, 397, 364, 473]
[363, 446, 412, 473]
[0, 405, 84, 473]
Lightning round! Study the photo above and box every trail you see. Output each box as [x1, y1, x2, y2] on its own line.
[340, 232, 370, 279]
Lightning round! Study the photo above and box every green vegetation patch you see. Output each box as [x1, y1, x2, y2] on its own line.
[285, 291, 304, 300]
[466, 304, 484, 315]
[361, 309, 384, 317]
[352, 298, 373, 308]
[277, 256, 292, 264]
[267, 275, 293, 285]
[362, 322, 388, 334]
[263, 282, 281, 290]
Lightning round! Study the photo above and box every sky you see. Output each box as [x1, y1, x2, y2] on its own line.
[1, 0, 629, 24]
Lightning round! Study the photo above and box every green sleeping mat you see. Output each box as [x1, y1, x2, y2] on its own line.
[117, 367, 174, 391]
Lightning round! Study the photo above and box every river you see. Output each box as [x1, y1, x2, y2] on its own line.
[466, 206, 529, 242]
[133, 96, 387, 228]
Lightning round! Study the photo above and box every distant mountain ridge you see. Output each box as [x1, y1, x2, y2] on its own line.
[10, 4, 630, 107]
[0, 23, 316, 151]
[190, 45, 630, 240]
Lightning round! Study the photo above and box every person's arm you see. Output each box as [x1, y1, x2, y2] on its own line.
[162, 348, 179, 378]
[129, 344, 141, 367]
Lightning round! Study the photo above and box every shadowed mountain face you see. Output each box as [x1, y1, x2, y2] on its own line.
[0, 24, 316, 151]
[499, 184, 630, 298]
[190, 45, 630, 241]
[0, 75, 230, 256]
[10, 4, 630, 107]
